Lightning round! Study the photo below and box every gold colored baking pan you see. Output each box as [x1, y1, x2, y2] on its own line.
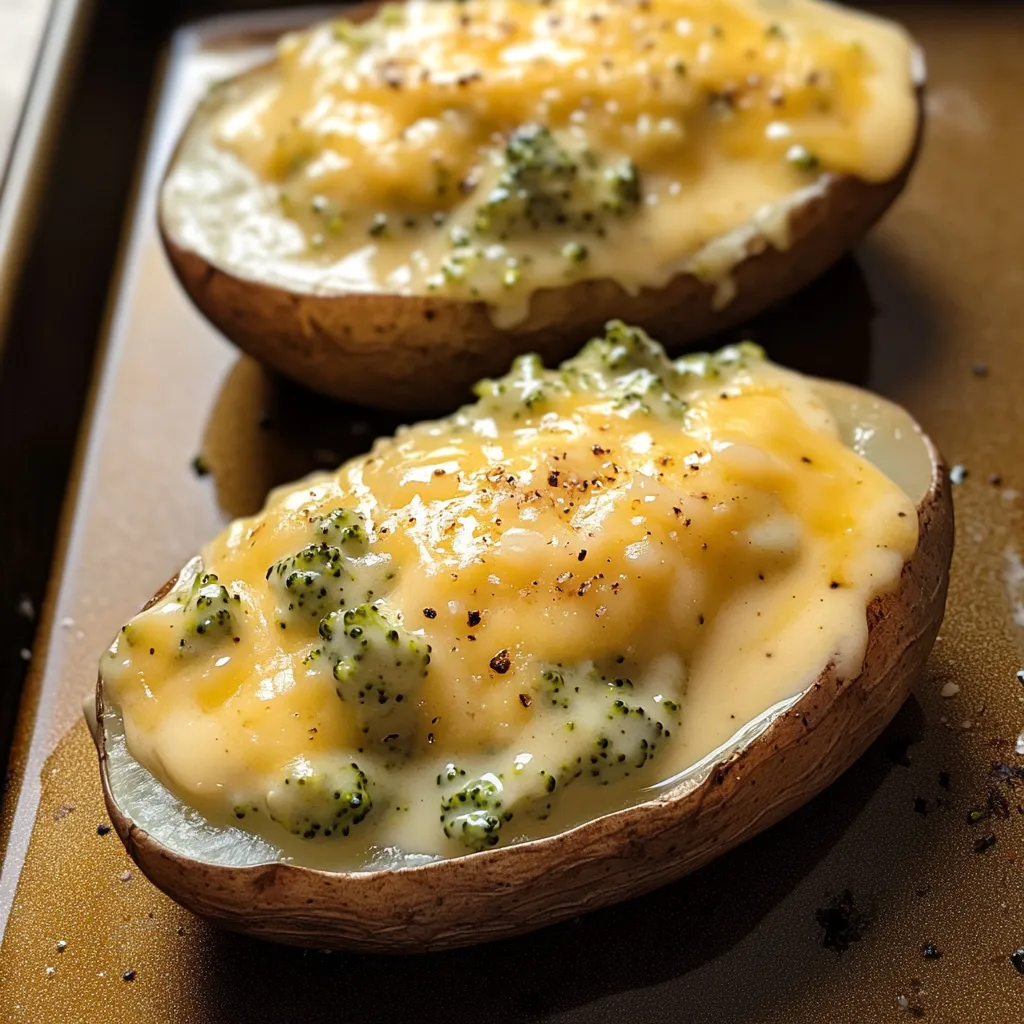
[1, 4, 1023, 1021]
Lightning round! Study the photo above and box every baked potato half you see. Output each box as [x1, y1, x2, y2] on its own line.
[159, 0, 925, 411]
[90, 339, 952, 952]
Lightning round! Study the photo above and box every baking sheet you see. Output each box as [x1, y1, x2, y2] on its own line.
[2, 4, 1024, 1021]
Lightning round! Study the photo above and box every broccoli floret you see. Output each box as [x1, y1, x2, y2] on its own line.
[179, 572, 239, 649]
[310, 602, 431, 754]
[472, 352, 571, 414]
[438, 760, 563, 852]
[264, 758, 372, 839]
[565, 321, 689, 417]
[266, 508, 391, 627]
[474, 124, 642, 239]
[313, 506, 369, 549]
[472, 322, 691, 419]
[559, 687, 672, 786]
[539, 666, 574, 709]
[439, 769, 507, 851]
[267, 543, 354, 623]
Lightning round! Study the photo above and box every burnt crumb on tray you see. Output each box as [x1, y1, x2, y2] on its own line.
[815, 889, 867, 953]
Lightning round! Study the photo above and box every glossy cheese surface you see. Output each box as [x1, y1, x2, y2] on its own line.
[162, 0, 919, 324]
[101, 327, 919, 867]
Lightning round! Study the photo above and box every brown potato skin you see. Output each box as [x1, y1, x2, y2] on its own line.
[93, 441, 952, 954]
[157, 0, 924, 413]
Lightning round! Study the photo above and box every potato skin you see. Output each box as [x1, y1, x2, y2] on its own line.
[93, 439, 951, 954]
[157, 0, 924, 413]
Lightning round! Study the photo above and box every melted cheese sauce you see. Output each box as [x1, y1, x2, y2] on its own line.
[161, 0, 918, 325]
[101, 328, 919, 867]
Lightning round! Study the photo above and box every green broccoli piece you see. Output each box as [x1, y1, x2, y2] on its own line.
[313, 506, 369, 549]
[311, 602, 431, 754]
[267, 543, 355, 624]
[565, 321, 689, 417]
[438, 760, 564, 852]
[539, 666, 575, 709]
[474, 124, 642, 239]
[559, 687, 672, 786]
[179, 572, 239, 650]
[264, 758, 372, 839]
[439, 769, 507, 851]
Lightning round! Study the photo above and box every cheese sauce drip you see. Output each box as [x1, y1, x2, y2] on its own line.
[102, 325, 918, 866]
[163, 0, 918, 325]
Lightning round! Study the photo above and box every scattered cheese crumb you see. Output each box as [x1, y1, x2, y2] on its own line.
[940, 682, 960, 698]
[19, 648, 31, 662]
[950, 464, 968, 484]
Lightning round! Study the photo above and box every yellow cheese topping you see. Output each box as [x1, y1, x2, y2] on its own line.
[101, 325, 919, 867]
[162, 0, 918, 325]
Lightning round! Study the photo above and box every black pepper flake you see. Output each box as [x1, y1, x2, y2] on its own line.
[489, 650, 511, 674]
[423, 607, 437, 619]
[578, 550, 587, 562]
[938, 771, 951, 790]
[913, 797, 929, 816]
[191, 454, 210, 477]
[829, 580, 840, 589]
[122, 970, 136, 982]
[467, 610, 481, 628]
[548, 471, 560, 487]
[1010, 949, 1024, 975]
[922, 944, 942, 960]
[519, 693, 533, 708]
[973, 832, 997, 854]
[96, 823, 111, 836]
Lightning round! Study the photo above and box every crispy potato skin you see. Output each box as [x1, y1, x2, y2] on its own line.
[94, 440, 951, 953]
[158, 0, 924, 413]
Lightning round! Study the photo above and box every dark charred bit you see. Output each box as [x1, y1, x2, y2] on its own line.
[913, 797, 928, 816]
[423, 607, 437, 619]
[96, 823, 112, 836]
[519, 693, 533, 708]
[815, 890, 866, 953]
[973, 832, 997, 854]
[490, 650, 511, 674]
[1011, 949, 1024, 975]
[938, 770, 951, 790]
[922, 943, 942, 960]
[467, 610, 482, 628]
[991, 762, 1024, 785]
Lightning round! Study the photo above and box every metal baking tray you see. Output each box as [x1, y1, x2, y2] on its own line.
[1, 3, 1023, 1021]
